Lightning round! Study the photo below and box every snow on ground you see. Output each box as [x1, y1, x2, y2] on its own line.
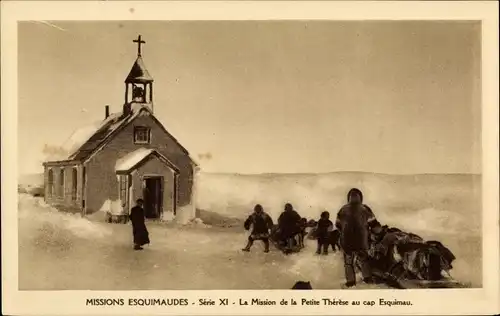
[19, 194, 352, 290]
[18, 172, 482, 290]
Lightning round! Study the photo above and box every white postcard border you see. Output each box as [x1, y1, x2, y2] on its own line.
[1, 1, 499, 315]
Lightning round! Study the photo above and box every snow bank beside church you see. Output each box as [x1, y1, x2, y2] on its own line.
[18, 193, 111, 240]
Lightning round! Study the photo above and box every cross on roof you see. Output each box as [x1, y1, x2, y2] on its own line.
[133, 35, 146, 57]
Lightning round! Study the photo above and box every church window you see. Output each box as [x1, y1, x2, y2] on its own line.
[47, 169, 54, 196]
[82, 166, 86, 209]
[119, 175, 128, 207]
[134, 126, 151, 144]
[59, 169, 65, 197]
[71, 168, 78, 201]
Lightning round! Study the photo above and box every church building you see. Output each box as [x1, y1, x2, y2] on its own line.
[42, 35, 199, 223]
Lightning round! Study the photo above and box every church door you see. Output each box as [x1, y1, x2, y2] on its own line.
[143, 176, 163, 219]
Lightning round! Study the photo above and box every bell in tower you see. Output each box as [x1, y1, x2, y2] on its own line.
[124, 35, 154, 113]
[132, 84, 145, 102]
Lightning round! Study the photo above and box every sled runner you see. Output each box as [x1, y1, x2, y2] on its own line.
[270, 235, 303, 254]
[269, 226, 303, 254]
[368, 267, 468, 289]
[398, 278, 468, 289]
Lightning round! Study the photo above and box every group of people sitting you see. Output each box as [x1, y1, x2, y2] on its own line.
[242, 188, 457, 288]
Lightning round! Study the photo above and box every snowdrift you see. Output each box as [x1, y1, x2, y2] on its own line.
[196, 172, 481, 236]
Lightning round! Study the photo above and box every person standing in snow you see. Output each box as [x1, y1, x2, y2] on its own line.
[129, 198, 150, 251]
[335, 188, 378, 287]
[315, 211, 334, 255]
[242, 204, 274, 253]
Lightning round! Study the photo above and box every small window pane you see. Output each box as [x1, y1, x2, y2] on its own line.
[134, 127, 150, 144]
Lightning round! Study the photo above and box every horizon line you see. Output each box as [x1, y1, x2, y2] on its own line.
[19, 170, 482, 178]
[202, 170, 482, 176]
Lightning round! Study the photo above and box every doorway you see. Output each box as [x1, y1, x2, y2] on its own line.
[143, 176, 163, 219]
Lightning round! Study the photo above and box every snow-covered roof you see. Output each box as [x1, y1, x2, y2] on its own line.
[115, 148, 154, 172]
[44, 104, 197, 167]
[69, 110, 138, 161]
[115, 148, 179, 173]
[44, 106, 146, 163]
[44, 113, 118, 161]
[63, 123, 103, 155]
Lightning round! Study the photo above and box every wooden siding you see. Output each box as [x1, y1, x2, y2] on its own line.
[130, 155, 176, 216]
[84, 110, 195, 217]
[44, 164, 84, 213]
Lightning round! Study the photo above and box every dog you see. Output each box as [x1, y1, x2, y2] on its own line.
[306, 220, 342, 252]
[296, 217, 322, 248]
[292, 281, 313, 289]
[329, 228, 341, 252]
[297, 218, 309, 248]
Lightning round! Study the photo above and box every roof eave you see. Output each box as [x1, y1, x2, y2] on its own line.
[125, 78, 154, 84]
[43, 160, 81, 167]
[116, 169, 132, 175]
[115, 151, 180, 175]
[147, 114, 198, 163]
[152, 151, 181, 174]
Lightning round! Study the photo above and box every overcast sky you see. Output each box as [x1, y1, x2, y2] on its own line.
[18, 21, 481, 175]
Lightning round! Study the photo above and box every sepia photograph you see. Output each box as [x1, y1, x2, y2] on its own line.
[2, 1, 499, 316]
[17, 20, 482, 290]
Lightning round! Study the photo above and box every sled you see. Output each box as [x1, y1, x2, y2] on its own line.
[358, 258, 469, 290]
[270, 236, 304, 255]
[270, 240, 303, 254]
[369, 270, 468, 289]
[397, 278, 469, 289]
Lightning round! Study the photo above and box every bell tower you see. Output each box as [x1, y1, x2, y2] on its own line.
[124, 35, 154, 113]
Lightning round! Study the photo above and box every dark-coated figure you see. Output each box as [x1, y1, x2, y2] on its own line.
[129, 198, 150, 250]
[242, 204, 274, 253]
[335, 188, 378, 287]
[315, 211, 334, 255]
[277, 203, 303, 250]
